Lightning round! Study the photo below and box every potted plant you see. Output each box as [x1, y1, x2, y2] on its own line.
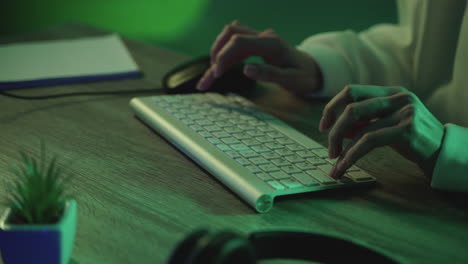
[0, 144, 77, 264]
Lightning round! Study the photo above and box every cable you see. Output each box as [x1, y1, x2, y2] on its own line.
[0, 88, 163, 100]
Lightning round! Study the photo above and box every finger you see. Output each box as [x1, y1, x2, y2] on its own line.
[331, 125, 402, 178]
[327, 92, 411, 158]
[340, 113, 400, 162]
[210, 21, 258, 64]
[320, 85, 407, 132]
[243, 63, 296, 85]
[196, 65, 217, 91]
[214, 34, 281, 78]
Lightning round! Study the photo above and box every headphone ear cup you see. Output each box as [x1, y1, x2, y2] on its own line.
[194, 231, 256, 264]
[167, 229, 211, 264]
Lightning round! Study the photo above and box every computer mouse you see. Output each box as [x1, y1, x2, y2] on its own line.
[162, 56, 255, 94]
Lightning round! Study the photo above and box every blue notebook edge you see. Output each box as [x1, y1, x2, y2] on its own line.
[0, 71, 142, 90]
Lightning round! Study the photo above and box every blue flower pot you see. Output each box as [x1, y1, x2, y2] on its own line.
[0, 200, 77, 264]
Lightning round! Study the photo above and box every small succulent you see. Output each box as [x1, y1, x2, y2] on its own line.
[6, 143, 72, 225]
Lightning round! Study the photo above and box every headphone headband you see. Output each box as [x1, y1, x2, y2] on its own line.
[168, 229, 398, 264]
[249, 231, 397, 263]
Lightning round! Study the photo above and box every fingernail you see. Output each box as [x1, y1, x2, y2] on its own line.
[196, 79, 205, 91]
[319, 117, 327, 131]
[330, 165, 336, 178]
[214, 67, 221, 78]
[328, 148, 336, 159]
[244, 64, 258, 77]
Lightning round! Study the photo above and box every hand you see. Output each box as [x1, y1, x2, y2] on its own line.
[197, 20, 323, 95]
[319, 85, 445, 178]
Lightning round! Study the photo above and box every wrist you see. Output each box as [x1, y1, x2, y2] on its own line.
[421, 124, 446, 178]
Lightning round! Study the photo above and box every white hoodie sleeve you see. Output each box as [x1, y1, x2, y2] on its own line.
[297, 0, 419, 97]
[431, 124, 468, 192]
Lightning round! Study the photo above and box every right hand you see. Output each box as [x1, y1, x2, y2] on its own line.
[196, 20, 324, 95]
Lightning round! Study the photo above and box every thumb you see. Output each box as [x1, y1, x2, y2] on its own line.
[243, 63, 293, 85]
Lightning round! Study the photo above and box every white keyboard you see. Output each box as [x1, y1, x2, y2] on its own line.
[130, 93, 375, 213]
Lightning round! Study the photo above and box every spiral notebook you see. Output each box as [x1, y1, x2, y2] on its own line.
[0, 34, 141, 90]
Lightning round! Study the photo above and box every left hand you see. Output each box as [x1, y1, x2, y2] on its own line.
[319, 85, 445, 178]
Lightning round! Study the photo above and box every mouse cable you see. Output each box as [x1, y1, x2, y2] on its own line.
[0, 88, 163, 100]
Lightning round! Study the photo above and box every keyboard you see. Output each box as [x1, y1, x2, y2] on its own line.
[130, 93, 376, 213]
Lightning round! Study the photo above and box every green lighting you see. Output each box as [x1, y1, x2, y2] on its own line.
[5, 0, 210, 42]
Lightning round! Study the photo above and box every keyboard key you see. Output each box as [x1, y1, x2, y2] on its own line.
[224, 127, 242, 134]
[247, 130, 265, 137]
[215, 121, 231, 127]
[189, 124, 204, 132]
[275, 149, 295, 157]
[235, 157, 251, 166]
[259, 164, 280, 172]
[267, 131, 284, 138]
[339, 176, 354, 184]
[307, 157, 327, 165]
[240, 150, 259, 158]
[196, 120, 212, 126]
[249, 157, 269, 165]
[199, 131, 212, 138]
[261, 152, 281, 159]
[245, 165, 262, 173]
[346, 170, 373, 181]
[225, 151, 242, 159]
[313, 148, 329, 158]
[296, 150, 316, 158]
[281, 165, 302, 174]
[271, 158, 290, 166]
[292, 173, 319, 186]
[346, 165, 360, 172]
[208, 138, 222, 145]
[232, 133, 251, 140]
[173, 113, 186, 119]
[280, 178, 303, 189]
[242, 139, 261, 146]
[237, 124, 255, 131]
[285, 155, 305, 163]
[277, 138, 295, 145]
[251, 146, 270, 153]
[317, 164, 333, 174]
[213, 132, 231, 138]
[180, 118, 195, 125]
[285, 144, 305, 151]
[256, 136, 274, 143]
[295, 162, 316, 170]
[221, 137, 241, 145]
[258, 126, 275, 132]
[256, 172, 273, 181]
[306, 169, 336, 184]
[216, 144, 232, 152]
[253, 112, 276, 121]
[231, 144, 250, 151]
[207, 116, 221, 122]
[265, 143, 284, 150]
[269, 171, 290, 180]
[267, 180, 286, 190]
[205, 125, 223, 132]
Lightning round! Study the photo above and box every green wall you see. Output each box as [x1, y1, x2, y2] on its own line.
[1, 0, 396, 56]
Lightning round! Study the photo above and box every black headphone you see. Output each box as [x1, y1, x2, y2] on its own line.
[167, 229, 398, 264]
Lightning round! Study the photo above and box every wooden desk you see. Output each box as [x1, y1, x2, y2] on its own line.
[1, 25, 467, 264]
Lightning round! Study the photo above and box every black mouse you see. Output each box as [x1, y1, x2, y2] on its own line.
[162, 56, 255, 94]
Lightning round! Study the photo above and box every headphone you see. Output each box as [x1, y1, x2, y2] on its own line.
[167, 229, 398, 264]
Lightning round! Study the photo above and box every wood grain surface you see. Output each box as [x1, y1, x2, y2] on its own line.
[1, 24, 467, 264]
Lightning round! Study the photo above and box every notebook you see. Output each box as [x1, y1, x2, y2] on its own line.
[0, 34, 141, 90]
